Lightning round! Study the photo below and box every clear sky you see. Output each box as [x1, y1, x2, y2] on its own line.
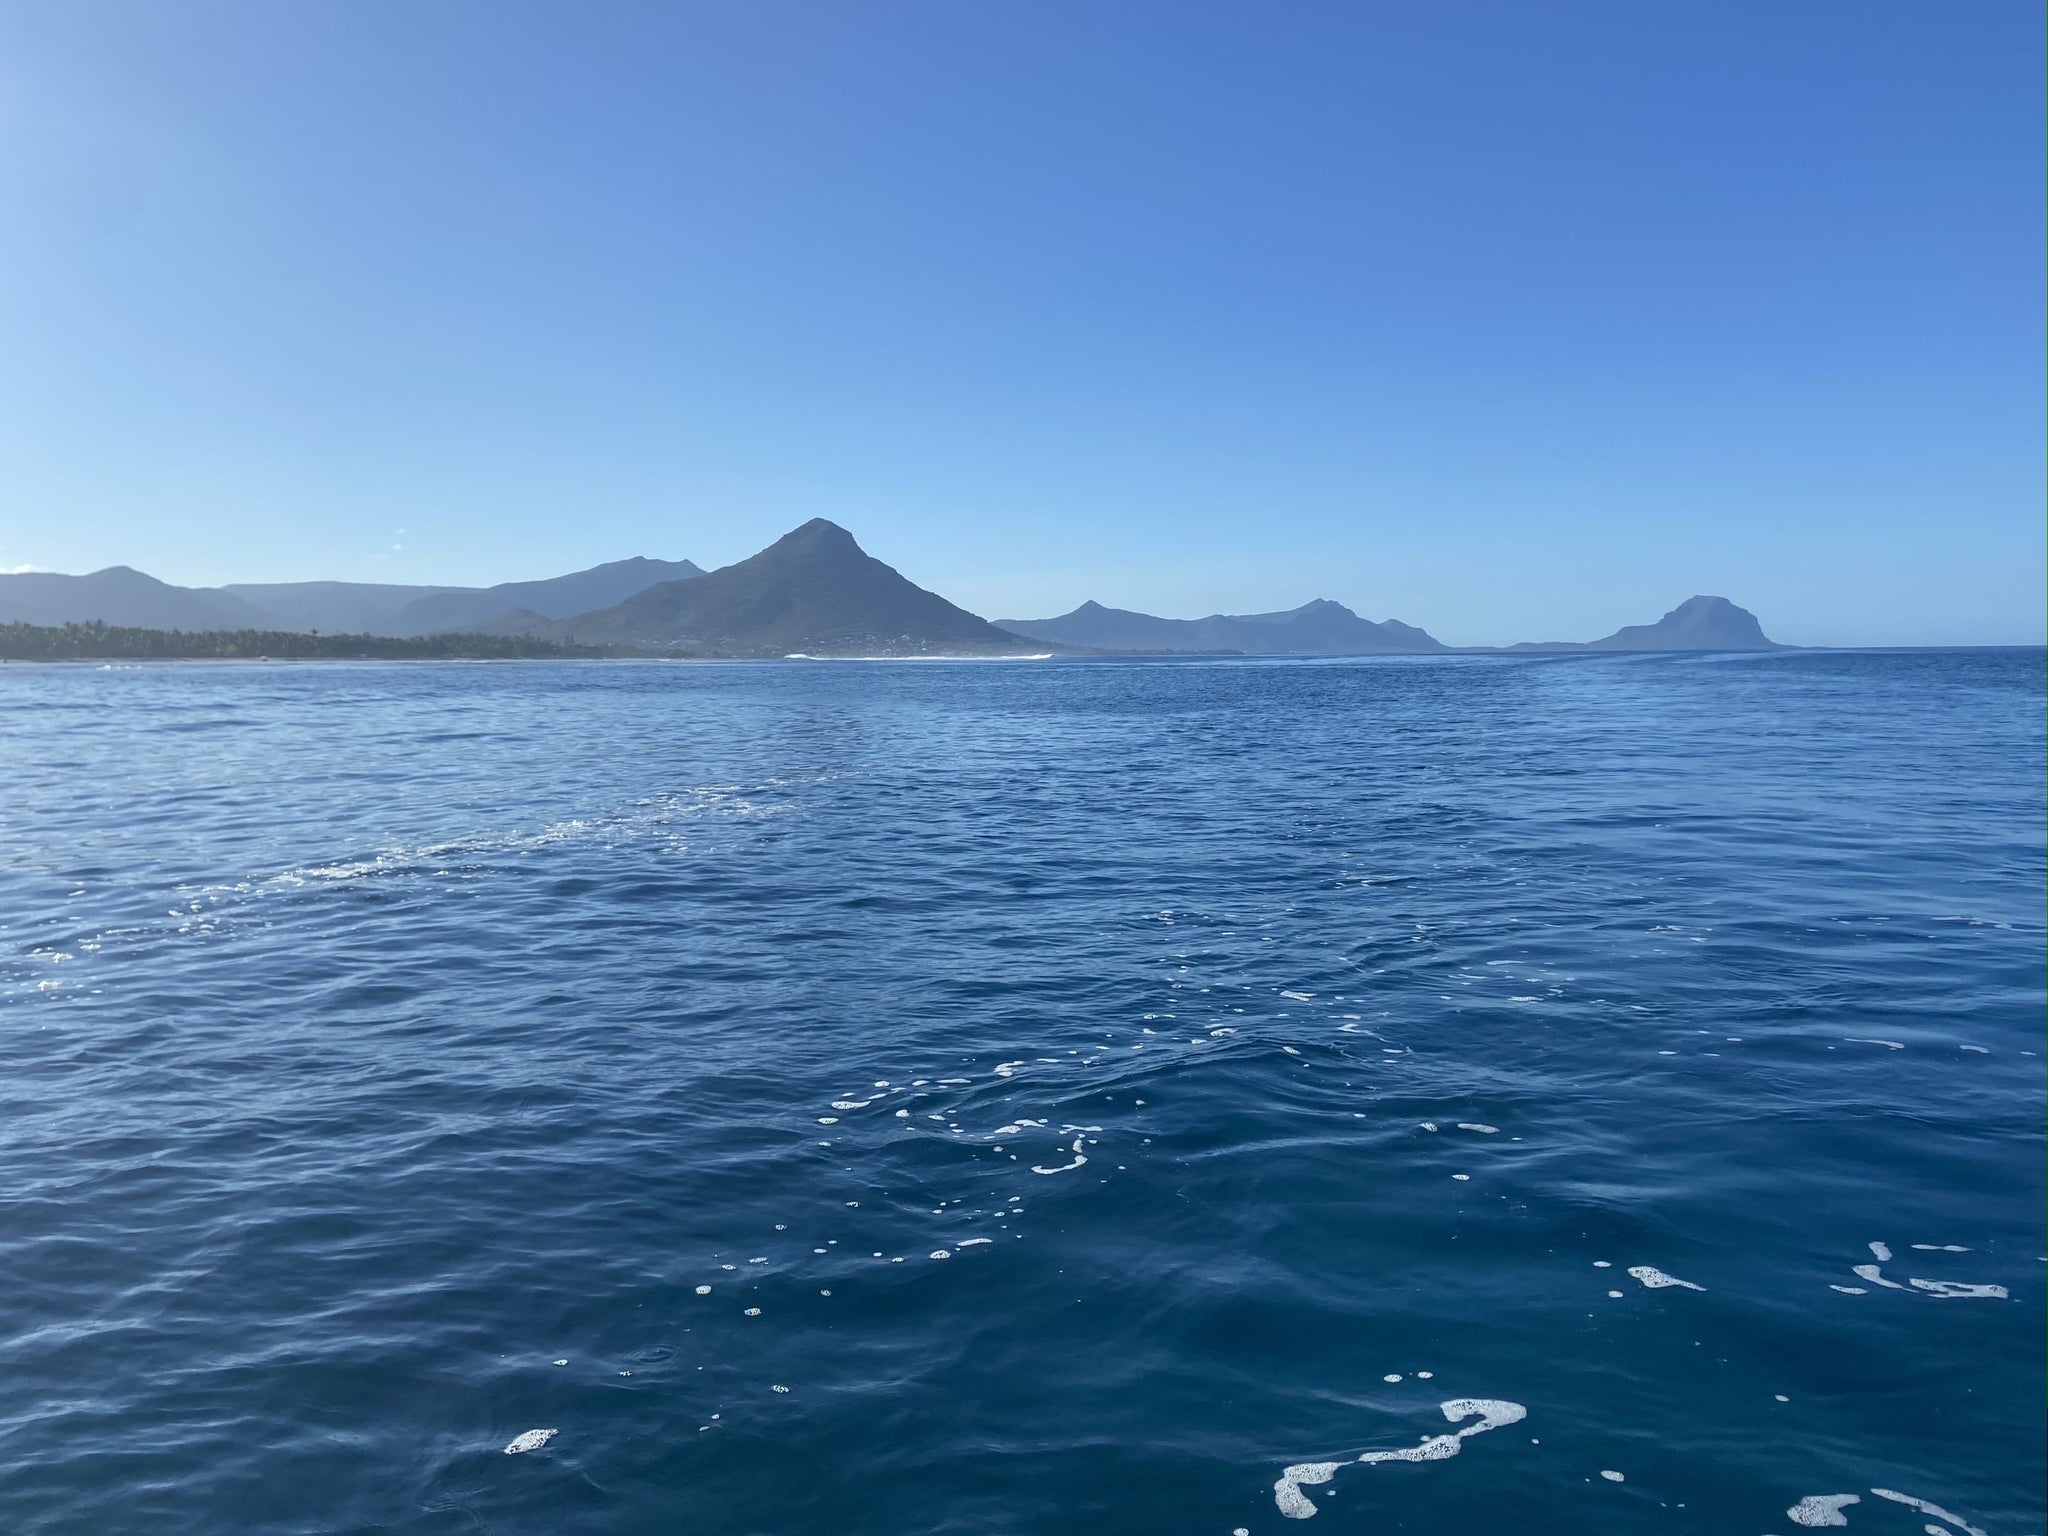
[1, 1, 2040, 646]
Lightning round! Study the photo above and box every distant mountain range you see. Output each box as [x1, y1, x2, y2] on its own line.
[541, 519, 1040, 656]
[997, 598, 1444, 654]
[0, 525, 1783, 656]
[0, 566, 285, 632]
[0, 557, 705, 636]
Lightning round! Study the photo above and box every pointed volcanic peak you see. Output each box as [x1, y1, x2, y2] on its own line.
[996, 596, 1445, 654]
[542, 520, 1045, 656]
[1509, 596, 1781, 652]
[0, 566, 287, 630]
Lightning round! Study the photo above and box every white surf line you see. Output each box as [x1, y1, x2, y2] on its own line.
[1272, 1399, 1526, 1520]
[1869, 1487, 1989, 1536]
[1626, 1265, 1705, 1291]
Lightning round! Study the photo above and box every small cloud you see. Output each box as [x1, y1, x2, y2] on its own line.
[390, 544, 403, 552]
[3, 563, 42, 573]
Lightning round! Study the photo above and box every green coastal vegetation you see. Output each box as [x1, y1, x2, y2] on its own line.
[0, 621, 618, 662]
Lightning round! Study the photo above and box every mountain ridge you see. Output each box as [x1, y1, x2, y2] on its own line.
[0, 567, 288, 631]
[997, 597, 1446, 654]
[542, 519, 1043, 656]
[0, 558, 702, 635]
[1, 541, 1787, 655]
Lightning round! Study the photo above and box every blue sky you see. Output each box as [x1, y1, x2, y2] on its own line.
[1, 2, 2040, 646]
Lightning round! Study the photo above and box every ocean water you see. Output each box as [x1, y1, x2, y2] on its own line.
[0, 648, 2041, 1536]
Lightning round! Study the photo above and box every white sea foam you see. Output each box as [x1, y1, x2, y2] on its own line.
[1274, 1462, 1340, 1518]
[1908, 1279, 2007, 1299]
[1455, 1123, 1499, 1133]
[504, 1428, 557, 1454]
[1627, 1266, 1705, 1291]
[1868, 1241, 1892, 1261]
[1272, 1399, 1525, 1519]
[1869, 1487, 1988, 1536]
[1031, 1135, 1089, 1175]
[1787, 1493, 1859, 1526]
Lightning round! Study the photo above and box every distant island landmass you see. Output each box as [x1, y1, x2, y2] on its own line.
[1501, 594, 1780, 652]
[995, 598, 1445, 655]
[0, 519, 1784, 659]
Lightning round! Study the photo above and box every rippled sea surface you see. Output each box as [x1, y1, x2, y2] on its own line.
[1, 650, 2042, 1536]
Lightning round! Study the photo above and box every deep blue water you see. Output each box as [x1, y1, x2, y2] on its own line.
[1, 649, 2041, 1536]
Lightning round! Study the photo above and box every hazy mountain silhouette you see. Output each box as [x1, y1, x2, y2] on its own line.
[0, 557, 701, 635]
[1507, 596, 1780, 652]
[545, 520, 1042, 656]
[997, 597, 1444, 654]
[462, 606, 553, 637]
[389, 557, 706, 635]
[214, 580, 458, 634]
[226, 557, 703, 635]
[0, 567, 286, 630]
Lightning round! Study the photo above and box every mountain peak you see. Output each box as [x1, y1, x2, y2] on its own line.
[1572, 595, 1777, 651]
[771, 519, 864, 556]
[538, 521, 1040, 656]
